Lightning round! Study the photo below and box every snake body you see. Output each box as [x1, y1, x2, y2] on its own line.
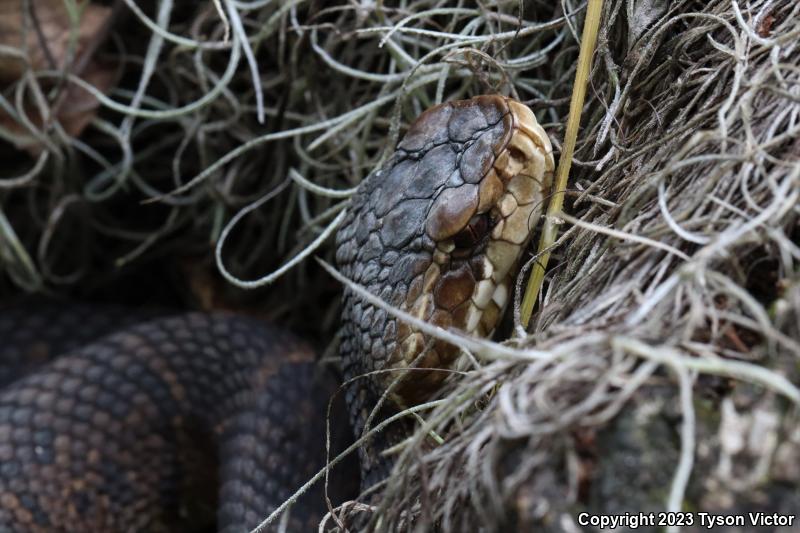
[0, 96, 552, 531]
[0, 304, 357, 532]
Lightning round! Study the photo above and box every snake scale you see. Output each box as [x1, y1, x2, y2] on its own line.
[0, 96, 553, 532]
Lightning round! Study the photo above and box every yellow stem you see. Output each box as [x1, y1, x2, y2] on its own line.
[520, 0, 604, 328]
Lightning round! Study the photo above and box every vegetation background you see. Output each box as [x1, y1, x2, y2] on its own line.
[0, 1, 797, 531]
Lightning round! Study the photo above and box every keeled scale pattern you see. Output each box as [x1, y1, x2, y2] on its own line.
[0, 310, 354, 532]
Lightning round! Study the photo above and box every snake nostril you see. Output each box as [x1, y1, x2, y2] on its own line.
[507, 146, 526, 161]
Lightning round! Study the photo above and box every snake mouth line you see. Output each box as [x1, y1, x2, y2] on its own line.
[463, 99, 554, 338]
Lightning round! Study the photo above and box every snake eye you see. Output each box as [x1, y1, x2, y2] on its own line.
[452, 213, 491, 249]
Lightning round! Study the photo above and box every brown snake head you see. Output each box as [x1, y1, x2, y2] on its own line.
[336, 95, 554, 405]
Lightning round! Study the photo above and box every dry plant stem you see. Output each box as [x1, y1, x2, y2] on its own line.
[520, 0, 604, 328]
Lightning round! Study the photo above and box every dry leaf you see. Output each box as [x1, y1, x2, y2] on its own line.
[0, 0, 115, 152]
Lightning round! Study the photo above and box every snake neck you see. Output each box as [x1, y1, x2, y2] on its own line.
[339, 290, 413, 489]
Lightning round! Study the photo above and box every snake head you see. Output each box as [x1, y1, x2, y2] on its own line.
[336, 95, 554, 405]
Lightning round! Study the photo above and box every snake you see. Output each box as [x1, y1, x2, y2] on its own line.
[0, 95, 553, 532]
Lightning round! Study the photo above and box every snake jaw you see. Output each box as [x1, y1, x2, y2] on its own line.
[337, 95, 553, 406]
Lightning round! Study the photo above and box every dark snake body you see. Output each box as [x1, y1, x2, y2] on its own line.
[0, 96, 552, 532]
[0, 304, 356, 532]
